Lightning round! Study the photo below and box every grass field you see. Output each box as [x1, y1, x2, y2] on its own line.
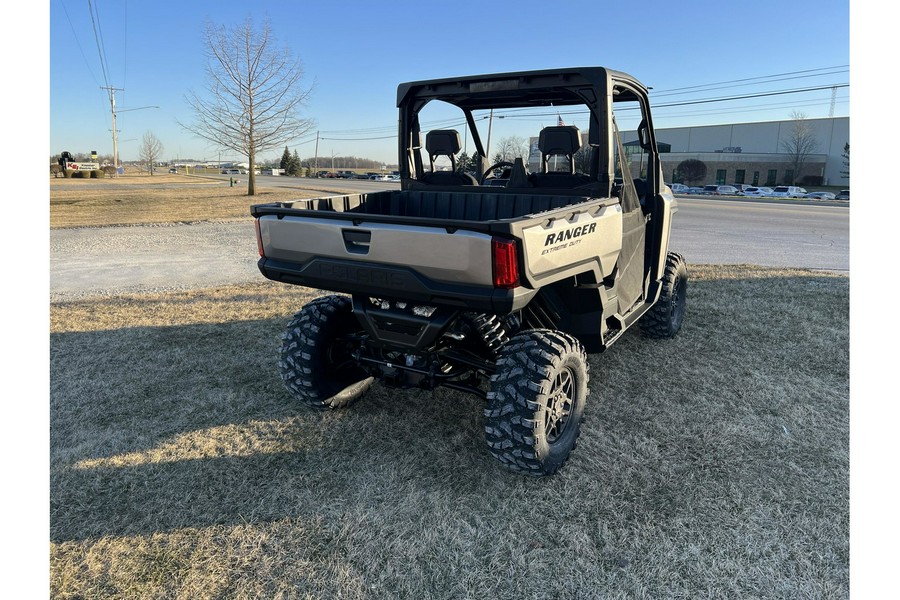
[49, 173, 346, 229]
[49, 265, 849, 599]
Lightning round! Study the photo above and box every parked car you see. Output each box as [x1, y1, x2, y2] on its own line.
[804, 191, 836, 200]
[732, 184, 756, 193]
[714, 185, 739, 196]
[686, 186, 705, 195]
[768, 186, 807, 198]
[667, 183, 689, 194]
[168, 167, 178, 173]
[698, 184, 737, 195]
[741, 186, 773, 197]
[835, 189, 850, 200]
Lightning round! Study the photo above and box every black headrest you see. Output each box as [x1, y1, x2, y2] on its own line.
[539, 126, 581, 156]
[426, 130, 462, 156]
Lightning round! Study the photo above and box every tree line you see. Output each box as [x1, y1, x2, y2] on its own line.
[277, 147, 389, 175]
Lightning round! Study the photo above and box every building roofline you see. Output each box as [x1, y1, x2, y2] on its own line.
[654, 114, 848, 132]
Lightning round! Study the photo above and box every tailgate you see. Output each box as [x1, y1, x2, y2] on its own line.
[257, 214, 496, 293]
[259, 215, 494, 286]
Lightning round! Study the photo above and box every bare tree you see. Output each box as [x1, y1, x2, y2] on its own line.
[496, 135, 530, 163]
[573, 145, 592, 174]
[138, 132, 164, 176]
[183, 17, 314, 195]
[676, 159, 707, 186]
[840, 142, 849, 181]
[781, 111, 818, 184]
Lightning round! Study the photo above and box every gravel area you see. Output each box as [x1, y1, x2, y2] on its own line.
[50, 220, 260, 302]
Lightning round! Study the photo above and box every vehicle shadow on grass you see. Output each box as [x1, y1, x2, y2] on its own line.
[50, 270, 849, 550]
[50, 314, 502, 543]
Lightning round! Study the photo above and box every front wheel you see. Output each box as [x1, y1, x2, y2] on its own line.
[641, 252, 688, 339]
[280, 295, 374, 409]
[484, 330, 589, 476]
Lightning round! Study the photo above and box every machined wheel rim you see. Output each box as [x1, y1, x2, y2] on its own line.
[545, 367, 575, 443]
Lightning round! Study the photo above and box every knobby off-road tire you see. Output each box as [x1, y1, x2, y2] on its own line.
[640, 252, 688, 339]
[280, 295, 374, 410]
[485, 330, 589, 476]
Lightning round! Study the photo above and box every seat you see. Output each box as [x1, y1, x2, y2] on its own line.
[529, 125, 592, 188]
[506, 157, 530, 188]
[419, 130, 478, 186]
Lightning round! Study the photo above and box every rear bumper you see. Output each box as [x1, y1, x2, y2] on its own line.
[258, 257, 536, 314]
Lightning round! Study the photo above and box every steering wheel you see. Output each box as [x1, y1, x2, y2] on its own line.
[480, 161, 515, 184]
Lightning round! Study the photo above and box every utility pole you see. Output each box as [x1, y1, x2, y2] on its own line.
[314, 131, 320, 174]
[101, 86, 124, 177]
[485, 109, 494, 163]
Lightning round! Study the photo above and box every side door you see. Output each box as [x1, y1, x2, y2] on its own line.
[610, 102, 650, 315]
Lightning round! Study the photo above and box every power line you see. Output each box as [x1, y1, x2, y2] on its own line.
[321, 134, 398, 141]
[87, 0, 111, 89]
[650, 65, 849, 97]
[58, 0, 100, 87]
[650, 69, 849, 99]
[122, 0, 128, 91]
[655, 97, 849, 121]
[655, 83, 849, 109]
[462, 83, 850, 124]
[300, 68, 854, 147]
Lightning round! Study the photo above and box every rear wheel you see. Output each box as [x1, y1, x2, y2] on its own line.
[280, 295, 374, 409]
[485, 330, 589, 476]
[641, 252, 687, 338]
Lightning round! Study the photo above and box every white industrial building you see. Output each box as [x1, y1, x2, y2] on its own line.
[653, 116, 849, 186]
[528, 116, 849, 187]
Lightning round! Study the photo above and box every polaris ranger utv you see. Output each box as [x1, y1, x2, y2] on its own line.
[252, 66, 687, 475]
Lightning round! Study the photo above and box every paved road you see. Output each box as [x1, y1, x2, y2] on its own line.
[669, 197, 848, 272]
[49, 192, 849, 302]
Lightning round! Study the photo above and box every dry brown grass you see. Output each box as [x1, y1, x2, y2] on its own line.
[49, 265, 849, 599]
[49, 173, 346, 229]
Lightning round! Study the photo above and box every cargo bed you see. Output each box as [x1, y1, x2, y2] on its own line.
[253, 189, 623, 313]
[251, 188, 603, 228]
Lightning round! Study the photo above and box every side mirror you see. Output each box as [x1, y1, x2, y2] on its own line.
[638, 120, 651, 151]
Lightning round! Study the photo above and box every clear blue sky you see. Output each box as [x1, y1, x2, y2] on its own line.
[49, 0, 850, 165]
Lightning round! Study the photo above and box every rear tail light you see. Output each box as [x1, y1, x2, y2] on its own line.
[491, 238, 519, 288]
[254, 219, 265, 257]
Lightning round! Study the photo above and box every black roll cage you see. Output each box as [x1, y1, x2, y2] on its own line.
[395, 66, 661, 200]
